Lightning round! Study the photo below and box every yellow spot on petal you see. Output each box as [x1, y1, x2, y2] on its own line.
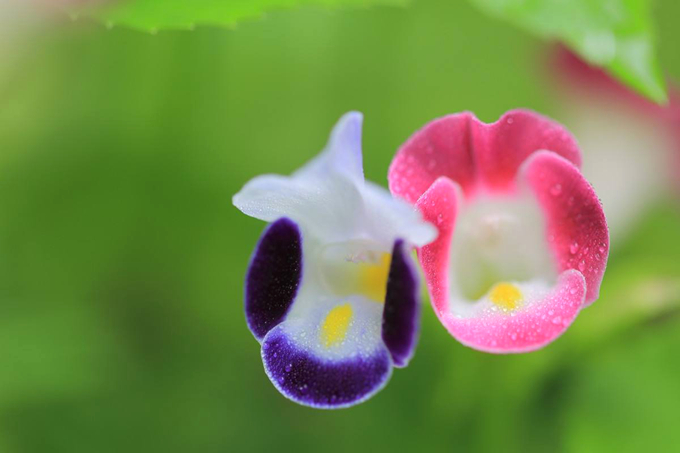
[321, 304, 353, 347]
[489, 282, 522, 310]
[358, 253, 392, 303]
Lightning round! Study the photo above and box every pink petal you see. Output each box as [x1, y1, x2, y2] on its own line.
[473, 110, 582, 192]
[389, 110, 581, 202]
[389, 114, 474, 204]
[415, 178, 589, 353]
[438, 271, 586, 354]
[551, 46, 680, 193]
[521, 151, 610, 305]
[414, 177, 460, 314]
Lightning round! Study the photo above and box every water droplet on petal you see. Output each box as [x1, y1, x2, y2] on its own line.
[570, 242, 579, 254]
[550, 184, 562, 196]
[578, 261, 586, 272]
[552, 316, 562, 325]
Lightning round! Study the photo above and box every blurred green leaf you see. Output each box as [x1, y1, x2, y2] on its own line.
[84, 0, 408, 31]
[468, 0, 667, 102]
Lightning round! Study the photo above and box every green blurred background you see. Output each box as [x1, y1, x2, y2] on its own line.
[1, 0, 679, 452]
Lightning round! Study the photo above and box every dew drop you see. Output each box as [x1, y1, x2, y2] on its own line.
[550, 184, 562, 196]
[578, 260, 586, 272]
[569, 242, 579, 254]
[285, 364, 292, 373]
[552, 316, 562, 325]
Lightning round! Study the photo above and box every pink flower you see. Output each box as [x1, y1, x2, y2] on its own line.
[388, 110, 609, 353]
[549, 47, 680, 242]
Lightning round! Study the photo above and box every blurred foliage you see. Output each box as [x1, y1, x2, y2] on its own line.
[83, 0, 408, 31]
[85, 0, 667, 103]
[0, 0, 679, 452]
[469, 0, 666, 102]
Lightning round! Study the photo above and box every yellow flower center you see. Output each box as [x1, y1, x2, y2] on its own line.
[321, 303, 354, 347]
[488, 282, 522, 310]
[357, 253, 392, 303]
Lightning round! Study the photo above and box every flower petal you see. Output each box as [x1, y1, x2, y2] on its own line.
[474, 110, 582, 192]
[245, 218, 303, 341]
[521, 151, 610, 305]
[260, 292, 391, 408]
[361, 181, 437, 248]
[389, 113, 474, 203]
[262, 325, 391, 409]
[381, 239, 420, 367]
[389, 110, 581, 201]
[415, 177, 589, 353]
[294, 111, 364, 185]
[233, 173, 364, 243]
[414, 177, 460, 314]
[438, 270, 586, 353]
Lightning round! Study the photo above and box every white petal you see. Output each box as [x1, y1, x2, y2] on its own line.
[281, 289, 385, 361]
[294, 111, 365, 185]
[448, 192, 557, 307]
[361, 181, 438, 247]
[232, 173, 364, 243]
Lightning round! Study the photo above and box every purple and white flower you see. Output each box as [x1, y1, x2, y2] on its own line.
[233, 112, 436, 408]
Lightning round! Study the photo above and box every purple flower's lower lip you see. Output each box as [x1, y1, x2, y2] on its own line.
[262, 325, 392, 409]
[245, 222, 422, 406]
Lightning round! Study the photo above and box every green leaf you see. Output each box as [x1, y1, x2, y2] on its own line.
[468, 0, 667, 103]
[83, 0, 408, 31]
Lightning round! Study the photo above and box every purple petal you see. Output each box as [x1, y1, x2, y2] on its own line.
[262, 326, 392, 409]
[381, 239, 420, 367]
[245, 218, 303, 341]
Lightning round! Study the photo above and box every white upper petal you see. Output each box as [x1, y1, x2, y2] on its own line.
[361, 181, 438, 248]
[294, 111, 365, 185]
[233, 111, 436, 247]
[232, 173, 364, 243]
